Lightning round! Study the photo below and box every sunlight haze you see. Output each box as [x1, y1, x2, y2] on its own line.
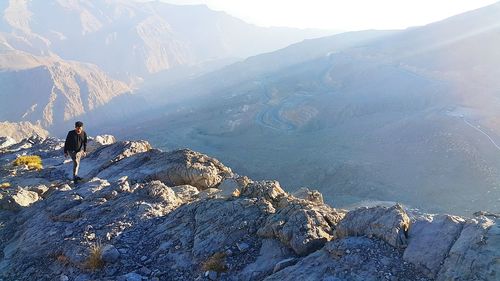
[147, 0, 499, 30]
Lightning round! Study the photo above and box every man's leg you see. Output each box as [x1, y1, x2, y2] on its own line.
[69, 151, 81, 180]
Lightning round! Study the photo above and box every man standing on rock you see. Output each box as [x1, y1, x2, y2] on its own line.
[64, 121, 88, 183]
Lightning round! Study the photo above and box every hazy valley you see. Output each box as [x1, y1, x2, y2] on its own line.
[115, 3, 500, 215]
[1, 0, 500, 215]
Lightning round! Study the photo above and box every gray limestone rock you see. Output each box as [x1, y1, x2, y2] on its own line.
[171, 184, 199, 202]
[436, 216, 499, 281]
[86, 135, 116, 154]
[0, 135, 497, 281]
[334, 204, 410, 248]
[241, 180, 287, 204]
[0, 188, 39, 210]
[101, 244, 120, 263]
[273, 258, 298, 273]
[238, 239, 294, 280]
[403, 214, 465, 277]
[264, 237, 428, 281]
[192, 198, 273, 258]
[292, 187, 324, 204]
[258, 198, 345, 255]
[97, 149, 233, 190]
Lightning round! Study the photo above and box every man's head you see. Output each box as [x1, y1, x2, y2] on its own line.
[75, 121, 84, 134]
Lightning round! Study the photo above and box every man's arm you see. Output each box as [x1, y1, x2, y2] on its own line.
[64, 131, 71, 156]
[83, 132, 88, 152]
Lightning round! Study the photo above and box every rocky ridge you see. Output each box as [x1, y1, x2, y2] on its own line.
[0, 135, 498, 281]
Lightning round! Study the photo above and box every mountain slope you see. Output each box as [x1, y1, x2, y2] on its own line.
[0, 0, 335, 80]
[0, 135, 497, 281]
[117, 3, 500, 215]
[0, 48, 131, 128]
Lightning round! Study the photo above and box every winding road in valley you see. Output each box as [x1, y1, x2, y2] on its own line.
[254, 80, 314, 131]
[461, 117, 500, 151]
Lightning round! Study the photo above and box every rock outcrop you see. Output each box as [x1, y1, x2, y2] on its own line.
[0, 135, 498, 281]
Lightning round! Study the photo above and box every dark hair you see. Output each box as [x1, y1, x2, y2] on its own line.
[75, 121, 84, 128]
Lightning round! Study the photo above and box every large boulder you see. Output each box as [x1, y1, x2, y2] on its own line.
[241, 180, 287, 204]
[97, 149, 233, 190]
[56, 140, 152, 180]
[0, 187, 40, 211]
[334, 204, 410, 248]
[403, 214, 465, 277]
[86, 135, 116, 154]
[258, 198, 345, 256]
[436, 216, 499, 281]
[192, 198, 273, 258]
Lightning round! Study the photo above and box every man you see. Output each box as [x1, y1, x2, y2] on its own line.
[64, 121, 88, 183]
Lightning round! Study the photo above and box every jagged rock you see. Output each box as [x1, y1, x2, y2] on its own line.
[264, 237, 428, 281]
[258, 198, 345, 255]
[273, 258, 298, 273]
[29, 185, 49, 197]
[101, 244, 120, 263]
[198, 188, 221, 199]
[218, 178, 241, 198]
[191, 198, 273, 257]
[97, 149, 233, 190]
[241, 180, 286, 204]
[334, 204, 410, 248]
[0, 121, 49, 142]
[171, 184, 199, 202]
[0, 136, 16, 149]
[0, 135, 497, 281]
[86, 135, 116, 153]
[0, 188, 39, 210]
[292, 187, 324, 204]
[403, 214, 465, 277]
[142, 180, 181, 204]
[436, 216, 499, 281]
[238, 239, 294, 280]
[82, 140, 152, 177]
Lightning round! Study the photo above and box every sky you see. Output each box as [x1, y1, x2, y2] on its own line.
[145, 0, 499, 31]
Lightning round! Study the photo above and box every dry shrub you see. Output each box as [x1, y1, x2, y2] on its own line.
[49, 251, 71, 266]
[13, 155, 43, 170]
[201, 252, 228, 273]
[84, 241, 104, 271]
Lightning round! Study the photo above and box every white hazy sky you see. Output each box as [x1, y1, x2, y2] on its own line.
[147, 0, 498, 30]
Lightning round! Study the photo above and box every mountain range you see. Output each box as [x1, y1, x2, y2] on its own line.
[1, 0, 499, 215]
[0, 0, 333, 130]
[114, 2, 500, 215]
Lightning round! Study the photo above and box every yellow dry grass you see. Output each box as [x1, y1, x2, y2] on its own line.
[13, 155, 43, 170]
[0, 182, 10, 189]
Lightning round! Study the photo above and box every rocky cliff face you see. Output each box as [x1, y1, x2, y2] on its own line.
[0, 121, 49, 142]
[0, 135, 498, 281]
[0, 49, 131, 129]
